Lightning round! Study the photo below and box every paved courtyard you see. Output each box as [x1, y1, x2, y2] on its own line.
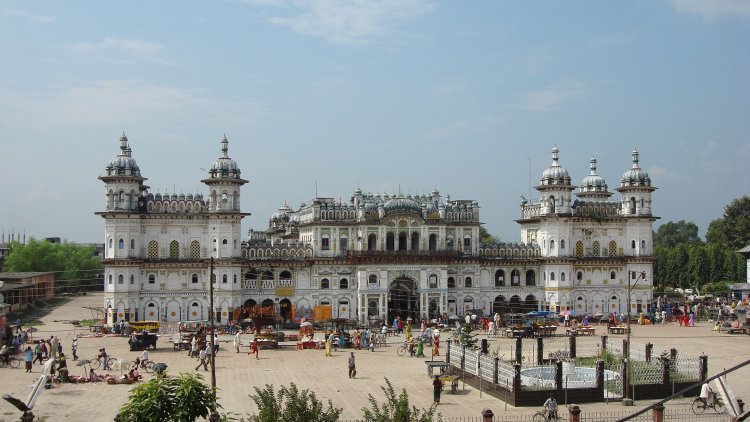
[1, 293, 748, 421]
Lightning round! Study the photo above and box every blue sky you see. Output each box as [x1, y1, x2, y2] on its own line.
[1, 0, 748, 244]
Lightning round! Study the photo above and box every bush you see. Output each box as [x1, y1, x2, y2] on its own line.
[247, 383, 341, 422]
[117, 373, 218, 422]
[362, 378, 441, 422]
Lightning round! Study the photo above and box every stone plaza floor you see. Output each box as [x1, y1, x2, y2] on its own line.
[1, 293, 748, 421]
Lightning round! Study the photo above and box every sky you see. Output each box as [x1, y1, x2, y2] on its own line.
[1, 0, 749, 244]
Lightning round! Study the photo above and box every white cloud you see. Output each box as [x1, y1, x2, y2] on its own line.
[520, 81, 589, 112]
[669, 0, 750, 21]
[69, 37, 165, 57]
[252, 0, 435, 44]
[3, 8, 57, 23]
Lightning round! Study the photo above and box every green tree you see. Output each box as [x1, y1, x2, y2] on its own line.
[4, 239, 102, 288]
[458, 323, 478, 349]
[653, 246, 670, 287]
[362, 378, 440, 422]
[117, 373, 218, 422]
[706, 243, 726, 284]
[479, 226, 501, 245]
[653, 220, 702, 248]
[247, 383, 342, 422]
[666, 244, 689, 287]
[706, 196, 750, 249]
[705, 218, 728, 245]
[687, 246, 709, 289]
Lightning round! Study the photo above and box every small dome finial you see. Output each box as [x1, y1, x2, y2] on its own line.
[590, 156, 597, 174]
[632, 147, 639, 168]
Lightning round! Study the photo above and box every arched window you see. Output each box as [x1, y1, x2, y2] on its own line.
[577, 272, 583, 281]
[386, 233, 395, 251]
[148, 274, 156, 284]
[549, 195, 556, 213]
[511, 269, 520, 286]
[550, 272, 556, 281]
[398, 232, 407, 251]
[233, 274, 237, 283]
[610, 271, 616, 280]
[592, 241, 601, 257]
[495, 270, 505, 287]
[321, 234, 330, 251]
[339, 278, 348, 289]
[447, 277, 456, 288]
[560, 239, 565, 250]
[641, 240, 646, 253]
[630, 197, 636, 214]
[429, 274, 438, 288]
[108, 238, 113, 249]
[429, 234, 437, 251]
[130, 239, 135, 249]
[561, 272, 566, 282]
[118, 239, 125, 249]
[575, 241, 583, 258]
[130, 274, 135, 284]
[631, 240, 636, 249]
[321, 278, 330, 289]
[108, 274, 113, 284]
[222, 238, 228, 245]
[170, 240, 179, 258]
[368, 234, 377, 251]
[192, 274, 199, 283]
[526, 270, 535, 286]
[464, 277, 473, 288]
[118, 275, 124, 284]
[368, 274, 378, 285]
[190, 240, 200, 259]
[549, 239, 555, 255]
[608, 241, 617, 257]
[148, 240, 158, 258]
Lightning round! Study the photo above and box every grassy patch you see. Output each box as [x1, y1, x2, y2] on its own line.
[74, 319, 99, 327]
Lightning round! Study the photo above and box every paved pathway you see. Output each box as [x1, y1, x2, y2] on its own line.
[1, 293, 748, 421]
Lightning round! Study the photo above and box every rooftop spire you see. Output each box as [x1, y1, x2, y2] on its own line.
[221, 135, 229, 158]
[589, 156, 598, 175]
[631, 147, 640, 168]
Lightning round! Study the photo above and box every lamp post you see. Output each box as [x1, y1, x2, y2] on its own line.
[624, 270, 646, 405]
[209, 257, 218, 415]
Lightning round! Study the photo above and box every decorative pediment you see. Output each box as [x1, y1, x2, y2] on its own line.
[337, 268, 352, 275]
[318, 268, 333, 275]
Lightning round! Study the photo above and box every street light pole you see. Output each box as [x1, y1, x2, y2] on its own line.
[624, 270, 646, 405]
[209, 257, 217, 406]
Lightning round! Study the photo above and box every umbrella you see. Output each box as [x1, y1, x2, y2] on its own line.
[300, 322, 312, 327]
[76, 359, 92, 374]
[448, 315, 461, 320]
[152, 363, 168, 375]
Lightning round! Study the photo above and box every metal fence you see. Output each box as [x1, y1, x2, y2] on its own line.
[464, 349, 479, 376]
[576, 336, 600, 358]
[497, 359, 515, 392]
[479, 353, 495, 383]
[670, 356, 702, 382]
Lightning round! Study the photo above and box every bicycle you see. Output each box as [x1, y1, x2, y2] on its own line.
[691, 396, 726, 414]
[90, 355, 120, 370]
[533, 409, 560, 421]
[396, 341, 416, 357]
[134, 359, 157, 373]
[0, 355, 21, 369]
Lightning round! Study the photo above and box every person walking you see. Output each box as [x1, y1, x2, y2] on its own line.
[432, 375, 443, 404]
[100, 348, 110, 370]
[348, 352, 356, 379]
[33, 341, 43, 364]
[249, 338, 259, 360]
[23, 346, 33, 372]
[71, 338, 78, 361]
[233, 331, 242, 353]
[325, 333, 333, 357]
[195, 346, 208, 371]
[50, 336, 60, 359]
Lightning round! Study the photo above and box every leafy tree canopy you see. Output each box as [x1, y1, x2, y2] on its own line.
[4, 239, 102, 287]
[247, 383, 341, 422]
[117, 373, 217, 422]
[479, 226, 501, 245]
[706, 195, 750, 250]
[653, 220, 702, 248]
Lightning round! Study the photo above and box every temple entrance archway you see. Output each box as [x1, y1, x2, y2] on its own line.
[388, 276, 418, 322]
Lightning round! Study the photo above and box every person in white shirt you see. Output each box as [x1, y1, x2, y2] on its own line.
[543, 394, 558, 420]
[135, 349, 149, 368]
[700, 383, 715, 406]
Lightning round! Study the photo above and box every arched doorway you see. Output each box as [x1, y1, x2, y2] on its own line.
[367, 299, 379, 318]
[338, 298, 350, 319]
[428, 299, 439, 320]
[388, 277, 418, 321]
[524, 295, 538, 313]
[508, 295, 522, 313]
[188, 302, 202, 321]
[492, 295, 507, 316]
[279, 298, 292, 322]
